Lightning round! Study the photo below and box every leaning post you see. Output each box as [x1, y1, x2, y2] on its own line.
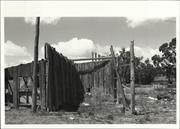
[32, 17, 40, 112]
[110, 45, 127, 112]
[130, 40, 135, 114]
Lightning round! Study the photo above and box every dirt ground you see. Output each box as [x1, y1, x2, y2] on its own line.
[5, 85, 176, 124]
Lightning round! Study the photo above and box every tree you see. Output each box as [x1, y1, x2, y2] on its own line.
[117, 48, 130, 84]
[152, 37, 176, 83]
[141, 58, 155, 84]
[117, 48, 153, 84]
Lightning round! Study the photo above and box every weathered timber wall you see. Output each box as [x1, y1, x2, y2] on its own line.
[5, 60, 46, 108]
[45, 43, 84, 111]
[75, 60, 115, 96]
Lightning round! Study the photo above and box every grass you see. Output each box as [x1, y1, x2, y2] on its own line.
[5, 84, 176, 124]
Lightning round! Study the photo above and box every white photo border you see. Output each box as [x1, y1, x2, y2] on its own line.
[1, 1, 180, 129]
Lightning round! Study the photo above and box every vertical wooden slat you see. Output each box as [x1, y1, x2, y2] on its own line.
[69, 61, 73, 107]
[85, 64, 89, 91]
[110, 60, 114, 95]
[40, 60, 46, 111]
[83, 63, 85, 90]
[62, 57, 66, 106]
[45, 44, 50, 111]
[102, 62, 105, 92]
[39, 63, 42, 108]
[97, 62, 99, 88]
[103, 62, 106, 93]
[106, 63, 110, 94]
[74, 64, 79, 105]
[107, 63, 110, 94]
[58, 54, 63, 108]
[81, 63, 85, 90]
[54, 53, 60, 110]
[51, 48, 55, 111]
[87, 63, 91, 91]
[48, 46, 52, 111]
[64, 58, 68, 106]
[65, 57, 70, 106]
[100, 63, 103, 89]
[91, 63, 94, 89]
[72, 64, 76, 106]
[94, 62, 97, 88]
[13, 67, 19, 109]
[76, 65, 82, 105]
[113, 68, 117, 101]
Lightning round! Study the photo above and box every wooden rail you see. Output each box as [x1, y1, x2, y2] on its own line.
[122, 84, 131, 90]
[71, 56, 113, 61]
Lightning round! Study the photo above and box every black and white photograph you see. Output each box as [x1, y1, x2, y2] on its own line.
[1, 1, 180, 129]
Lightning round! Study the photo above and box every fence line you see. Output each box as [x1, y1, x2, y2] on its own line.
[5, 42, 135, 113]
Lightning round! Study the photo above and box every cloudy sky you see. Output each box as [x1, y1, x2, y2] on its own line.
[4, 16, 175, 67]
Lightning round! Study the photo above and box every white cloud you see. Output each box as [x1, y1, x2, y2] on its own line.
[126, 17, 173, 28]
[123, 2, 177, 28]
[20, 57, 33, 64]
[41, 38, 96, 59]
[95, 44, 122, 56]
[133, 46, 162, 61]
[5, 58, 33, 68]
[24, 17, 61, 25]
[5, 40, 30, 57]
[95, 44, 110, 56]
[4, 40, 33, 67]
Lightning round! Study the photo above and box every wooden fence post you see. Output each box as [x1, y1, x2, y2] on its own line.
[40, 60, 46, 111]
[92, 52, 94, 62]
[32, 17, 40, 112]
[45, 44, 49, 111]
[110, 45, 127, 111]
[98, 54, 101, 61]
[91, 52, 94, 89]
[13, 67, 19, 109]
[95, 52, 97, 62]
[130, 40, 135, 114]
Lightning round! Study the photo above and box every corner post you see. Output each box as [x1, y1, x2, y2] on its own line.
[32, 17, 40, 112]
[130, 40, 135, 114]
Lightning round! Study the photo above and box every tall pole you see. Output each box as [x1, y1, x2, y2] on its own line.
[130, 40, 135, 114]
[32, 17, 40, 112]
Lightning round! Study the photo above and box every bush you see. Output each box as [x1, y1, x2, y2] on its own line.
[90, 87, 114, 106]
